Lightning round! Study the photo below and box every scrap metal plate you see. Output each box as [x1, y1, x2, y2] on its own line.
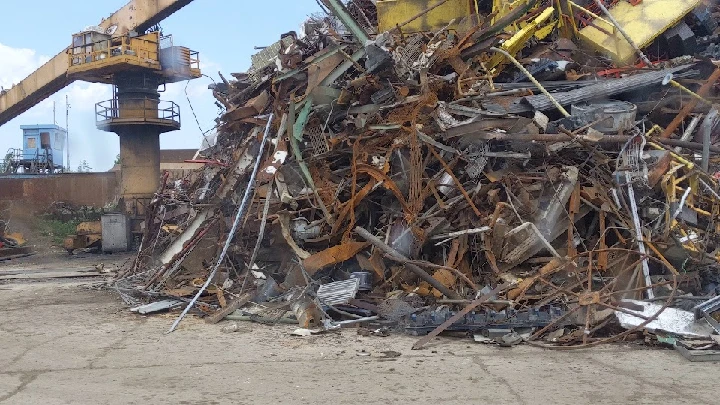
[317, 278, 360, 306]
[578, 0, 701, 63]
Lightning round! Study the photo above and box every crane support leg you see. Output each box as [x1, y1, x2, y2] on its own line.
[96, 71, 179, 229]
[118, 129, 161, 211]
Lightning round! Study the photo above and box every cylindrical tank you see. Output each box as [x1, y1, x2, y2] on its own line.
[114, 72, 162, 120]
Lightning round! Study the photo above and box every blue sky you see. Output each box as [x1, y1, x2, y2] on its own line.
[0, 0, 322, 171]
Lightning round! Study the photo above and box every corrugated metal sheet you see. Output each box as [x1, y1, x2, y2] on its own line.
[512, 66, 691, 113]
[316, 279, 360, 306]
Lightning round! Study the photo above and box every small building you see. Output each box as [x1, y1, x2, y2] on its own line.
[2, 125, 66, 174]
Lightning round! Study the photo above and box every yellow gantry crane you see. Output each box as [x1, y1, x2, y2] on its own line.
[0, 0, 200, 222]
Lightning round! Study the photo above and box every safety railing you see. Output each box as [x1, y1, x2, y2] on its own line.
[3, 148, 40, 163]
[95, 98, 181, 126]
[69, 36, 159, 67]
[160, 35, 174, 49]
[1, 148, 19, 173]
[189, 50, 200, 70]
[2, 148, 57, 174]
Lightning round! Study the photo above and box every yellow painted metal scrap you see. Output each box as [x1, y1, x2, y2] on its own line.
[376, 0, 475, 33]
[577, 0, 701, 64]
[487, 7, 556, 71]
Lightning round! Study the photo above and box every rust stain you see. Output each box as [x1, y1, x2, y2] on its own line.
[302, 241, 369, 274]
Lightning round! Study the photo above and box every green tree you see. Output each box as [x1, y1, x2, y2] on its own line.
[77, 160, 92, 172]
[1, 152, 12, 173]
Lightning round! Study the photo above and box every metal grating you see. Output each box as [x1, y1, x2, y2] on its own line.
[248, 37, 294, 83]
[393, 34, 425, 77]
[464, 142, 489, 179]
[306, 125, 330, 155]
[316, 278, 360, 306]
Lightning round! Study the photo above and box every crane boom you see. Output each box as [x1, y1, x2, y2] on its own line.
[0, 52, 70, 127]
[0, 0, 195, 127]
[98, 0, 195, 36]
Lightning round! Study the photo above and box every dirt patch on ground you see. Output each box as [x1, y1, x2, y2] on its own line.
[1, 200, 109, 257]
[0, 276, 718, 404]
[2, 202, 59, 255]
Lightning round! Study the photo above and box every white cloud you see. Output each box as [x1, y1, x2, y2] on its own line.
[0, 43, 50, 89]
[0, 43, 222, 172]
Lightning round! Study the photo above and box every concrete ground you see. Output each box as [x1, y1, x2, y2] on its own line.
[1, 258, 718, 404]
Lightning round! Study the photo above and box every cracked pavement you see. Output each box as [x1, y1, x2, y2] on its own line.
[1, 280, 718, 404]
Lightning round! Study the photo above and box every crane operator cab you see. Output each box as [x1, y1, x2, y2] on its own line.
[67, 27, 200, 84]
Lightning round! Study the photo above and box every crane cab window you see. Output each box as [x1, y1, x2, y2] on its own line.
[71, 33, 94, 65]
[71, 31, 111, 65]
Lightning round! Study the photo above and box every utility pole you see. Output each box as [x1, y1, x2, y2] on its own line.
[65, 95, 70, 171]
[53, 101, 56, 124]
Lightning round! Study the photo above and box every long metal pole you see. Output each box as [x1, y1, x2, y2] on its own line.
[321, 0, 369, 43]
[168, 113, 275, 333]
[701, 109, 717, 172]
[625, 172, 654, 299]
[66, 95, 70, 171]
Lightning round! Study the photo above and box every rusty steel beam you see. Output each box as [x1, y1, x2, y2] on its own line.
[660, 68, 720, 139]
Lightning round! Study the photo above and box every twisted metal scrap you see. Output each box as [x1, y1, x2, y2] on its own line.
[524, 249, 679, 349]
[168, 114, 275, 333]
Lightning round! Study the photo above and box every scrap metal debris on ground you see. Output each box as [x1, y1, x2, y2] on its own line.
[114, 0, 720, 355]
[0, 205, 32, 261]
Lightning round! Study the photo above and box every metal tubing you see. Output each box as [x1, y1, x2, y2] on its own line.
[624, 173, 654, 299]
[168, 113, 275, 333]
[668, 79, 711, 105]
[674, 114, 703, 153]
[700, 109, 717, 172]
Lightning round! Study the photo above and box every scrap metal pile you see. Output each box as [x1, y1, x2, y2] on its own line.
[116, 0, 720, 352]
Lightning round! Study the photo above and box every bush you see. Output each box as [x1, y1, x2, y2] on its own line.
[36, 219, 81, 245]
